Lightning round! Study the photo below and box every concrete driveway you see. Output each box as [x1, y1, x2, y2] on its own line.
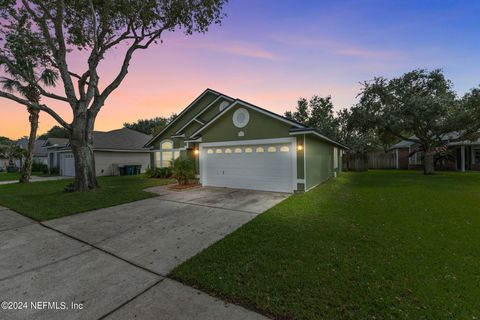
[1, 187, 289, 320]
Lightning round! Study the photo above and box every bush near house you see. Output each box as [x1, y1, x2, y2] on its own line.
[172, 159, 195, 185]
[146, 167, 173, 179]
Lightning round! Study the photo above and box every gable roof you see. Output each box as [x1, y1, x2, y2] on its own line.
[174, 94, 234, 135]
[144, 88, 233, 147]
[190, 99, 306, 138]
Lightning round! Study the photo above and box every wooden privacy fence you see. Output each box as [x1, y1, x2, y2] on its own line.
[368, 150, 397, 169]
[343, 150, 397, 171]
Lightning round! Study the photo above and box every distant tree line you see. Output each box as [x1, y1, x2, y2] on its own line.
[285, 69, 480, 174]
[124, 114, 177, 135]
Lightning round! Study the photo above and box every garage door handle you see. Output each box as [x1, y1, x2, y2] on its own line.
[222, 170, 224, 175]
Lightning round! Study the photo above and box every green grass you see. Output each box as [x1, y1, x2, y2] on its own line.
[0, 175, 174, 221]
[172, 170, 480, 319]
[0, 172, 21, 181]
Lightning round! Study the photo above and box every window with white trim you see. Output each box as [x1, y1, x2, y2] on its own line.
[245, 147, 253, 153]
[156, 140, 180, 168]
[256, 147, 264, 153]
[267, 146, 277, 153]
[280, 146, 290, 152]
[234, 148, 242, 153]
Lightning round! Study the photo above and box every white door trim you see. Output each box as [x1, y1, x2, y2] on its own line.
[199, 137, 297, 192]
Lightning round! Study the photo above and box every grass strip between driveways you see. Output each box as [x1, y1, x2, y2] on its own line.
[0, 175, 174, 221]
[171, 170, 480, 320]
[0, 172, 21, 181]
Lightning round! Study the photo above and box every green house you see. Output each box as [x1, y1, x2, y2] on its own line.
[145, 89, 347, 192]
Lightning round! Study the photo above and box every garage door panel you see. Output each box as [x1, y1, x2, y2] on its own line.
[201, 142, 294, 193]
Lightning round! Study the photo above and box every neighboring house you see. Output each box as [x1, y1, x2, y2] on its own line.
[46, 128, 151, 176]
[389, 134, 480, 171]
[15, 138, 48, 168]
[145, 88, 347, 193]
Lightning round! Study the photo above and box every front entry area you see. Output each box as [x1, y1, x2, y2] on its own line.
[200, 138, 296, 193]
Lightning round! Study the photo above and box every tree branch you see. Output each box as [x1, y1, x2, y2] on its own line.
[0, 90, 71, 130]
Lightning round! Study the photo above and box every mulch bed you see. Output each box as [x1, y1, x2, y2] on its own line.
[167, 183, 202, 191]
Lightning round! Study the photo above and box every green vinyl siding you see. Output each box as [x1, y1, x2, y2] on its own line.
[150, 91, 219, 149]
[198, 98, 232, 123]
[200, 105, 294, 143]
[305, 135, 334, 190]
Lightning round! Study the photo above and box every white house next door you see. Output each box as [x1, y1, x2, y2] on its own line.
[200, 138, 296, 193]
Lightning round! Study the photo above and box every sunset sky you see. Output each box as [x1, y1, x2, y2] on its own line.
[1, 0, 480, 139]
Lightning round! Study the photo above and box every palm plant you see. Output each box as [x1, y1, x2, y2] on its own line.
[0, 68, 58, 182]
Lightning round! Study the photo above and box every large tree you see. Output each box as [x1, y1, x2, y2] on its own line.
[285, 95, 340, 139]
[355, 69, 480, 174]
[0, 0, 227, 190]
[124, 114, 176, 135]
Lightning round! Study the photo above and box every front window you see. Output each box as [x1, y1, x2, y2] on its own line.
[474, 149, 480, 164]
[156, 140, 180, 168]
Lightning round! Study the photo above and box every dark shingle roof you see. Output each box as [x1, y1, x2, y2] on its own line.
[45, 138, 69, 147]
[92, 128, 151, 150]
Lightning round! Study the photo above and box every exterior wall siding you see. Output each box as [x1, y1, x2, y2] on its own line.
[305, 135, 334, 190]
[200, 105, 294, 143]
[94, 151, 151, 176]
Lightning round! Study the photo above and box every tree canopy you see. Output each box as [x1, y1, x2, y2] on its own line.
[352, 69, 480, 173]
[124, 114, 177, 135]
[285, 95, 340, 140]
[38, 125, 70, 139]
[0, 0, 228, 190]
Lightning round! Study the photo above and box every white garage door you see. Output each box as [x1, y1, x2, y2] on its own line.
[200, 140, 295, 193]
[61, 153, 75, 176]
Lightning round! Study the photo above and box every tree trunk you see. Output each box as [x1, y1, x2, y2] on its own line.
[424, 149, 435, 175]
[19, 108, 40, 183]
[70, 111, 98, 191]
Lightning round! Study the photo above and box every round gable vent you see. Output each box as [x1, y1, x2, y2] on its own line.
[233, 108, 249, 128]
[219, 101, 229, 112]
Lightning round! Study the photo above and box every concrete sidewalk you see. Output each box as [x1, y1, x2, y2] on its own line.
[0, 175, 70, 185]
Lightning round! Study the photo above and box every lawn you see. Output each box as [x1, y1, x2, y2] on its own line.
[172, 170, 480, 320]
[0, 175, 174, 221]
[0, 172, 21, 181]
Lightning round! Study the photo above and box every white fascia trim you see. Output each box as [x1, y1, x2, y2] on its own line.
[199, 137, 294, 148]
[297, 179, 305, 184]
[185, 138, 202, 143]
[191, 100, 305, 138]
[171, 134, 185, 138]
[145, 89, 220, 146]
[290, 130, 347, 149]
[174, 95, 233, 135]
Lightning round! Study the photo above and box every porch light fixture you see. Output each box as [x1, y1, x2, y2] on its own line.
[297, 144, 303, 151]
[194, 149, 199, 155]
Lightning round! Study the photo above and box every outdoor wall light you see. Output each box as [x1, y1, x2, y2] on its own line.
[297, 144, 304, 151]
[194, 149, 199, 155]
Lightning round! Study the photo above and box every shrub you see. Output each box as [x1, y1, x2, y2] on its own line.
[49, 166, 60, 175]
[172, 158, 195, 185]
[32, 162, 48, 173]
[146, 166, 173, 179]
